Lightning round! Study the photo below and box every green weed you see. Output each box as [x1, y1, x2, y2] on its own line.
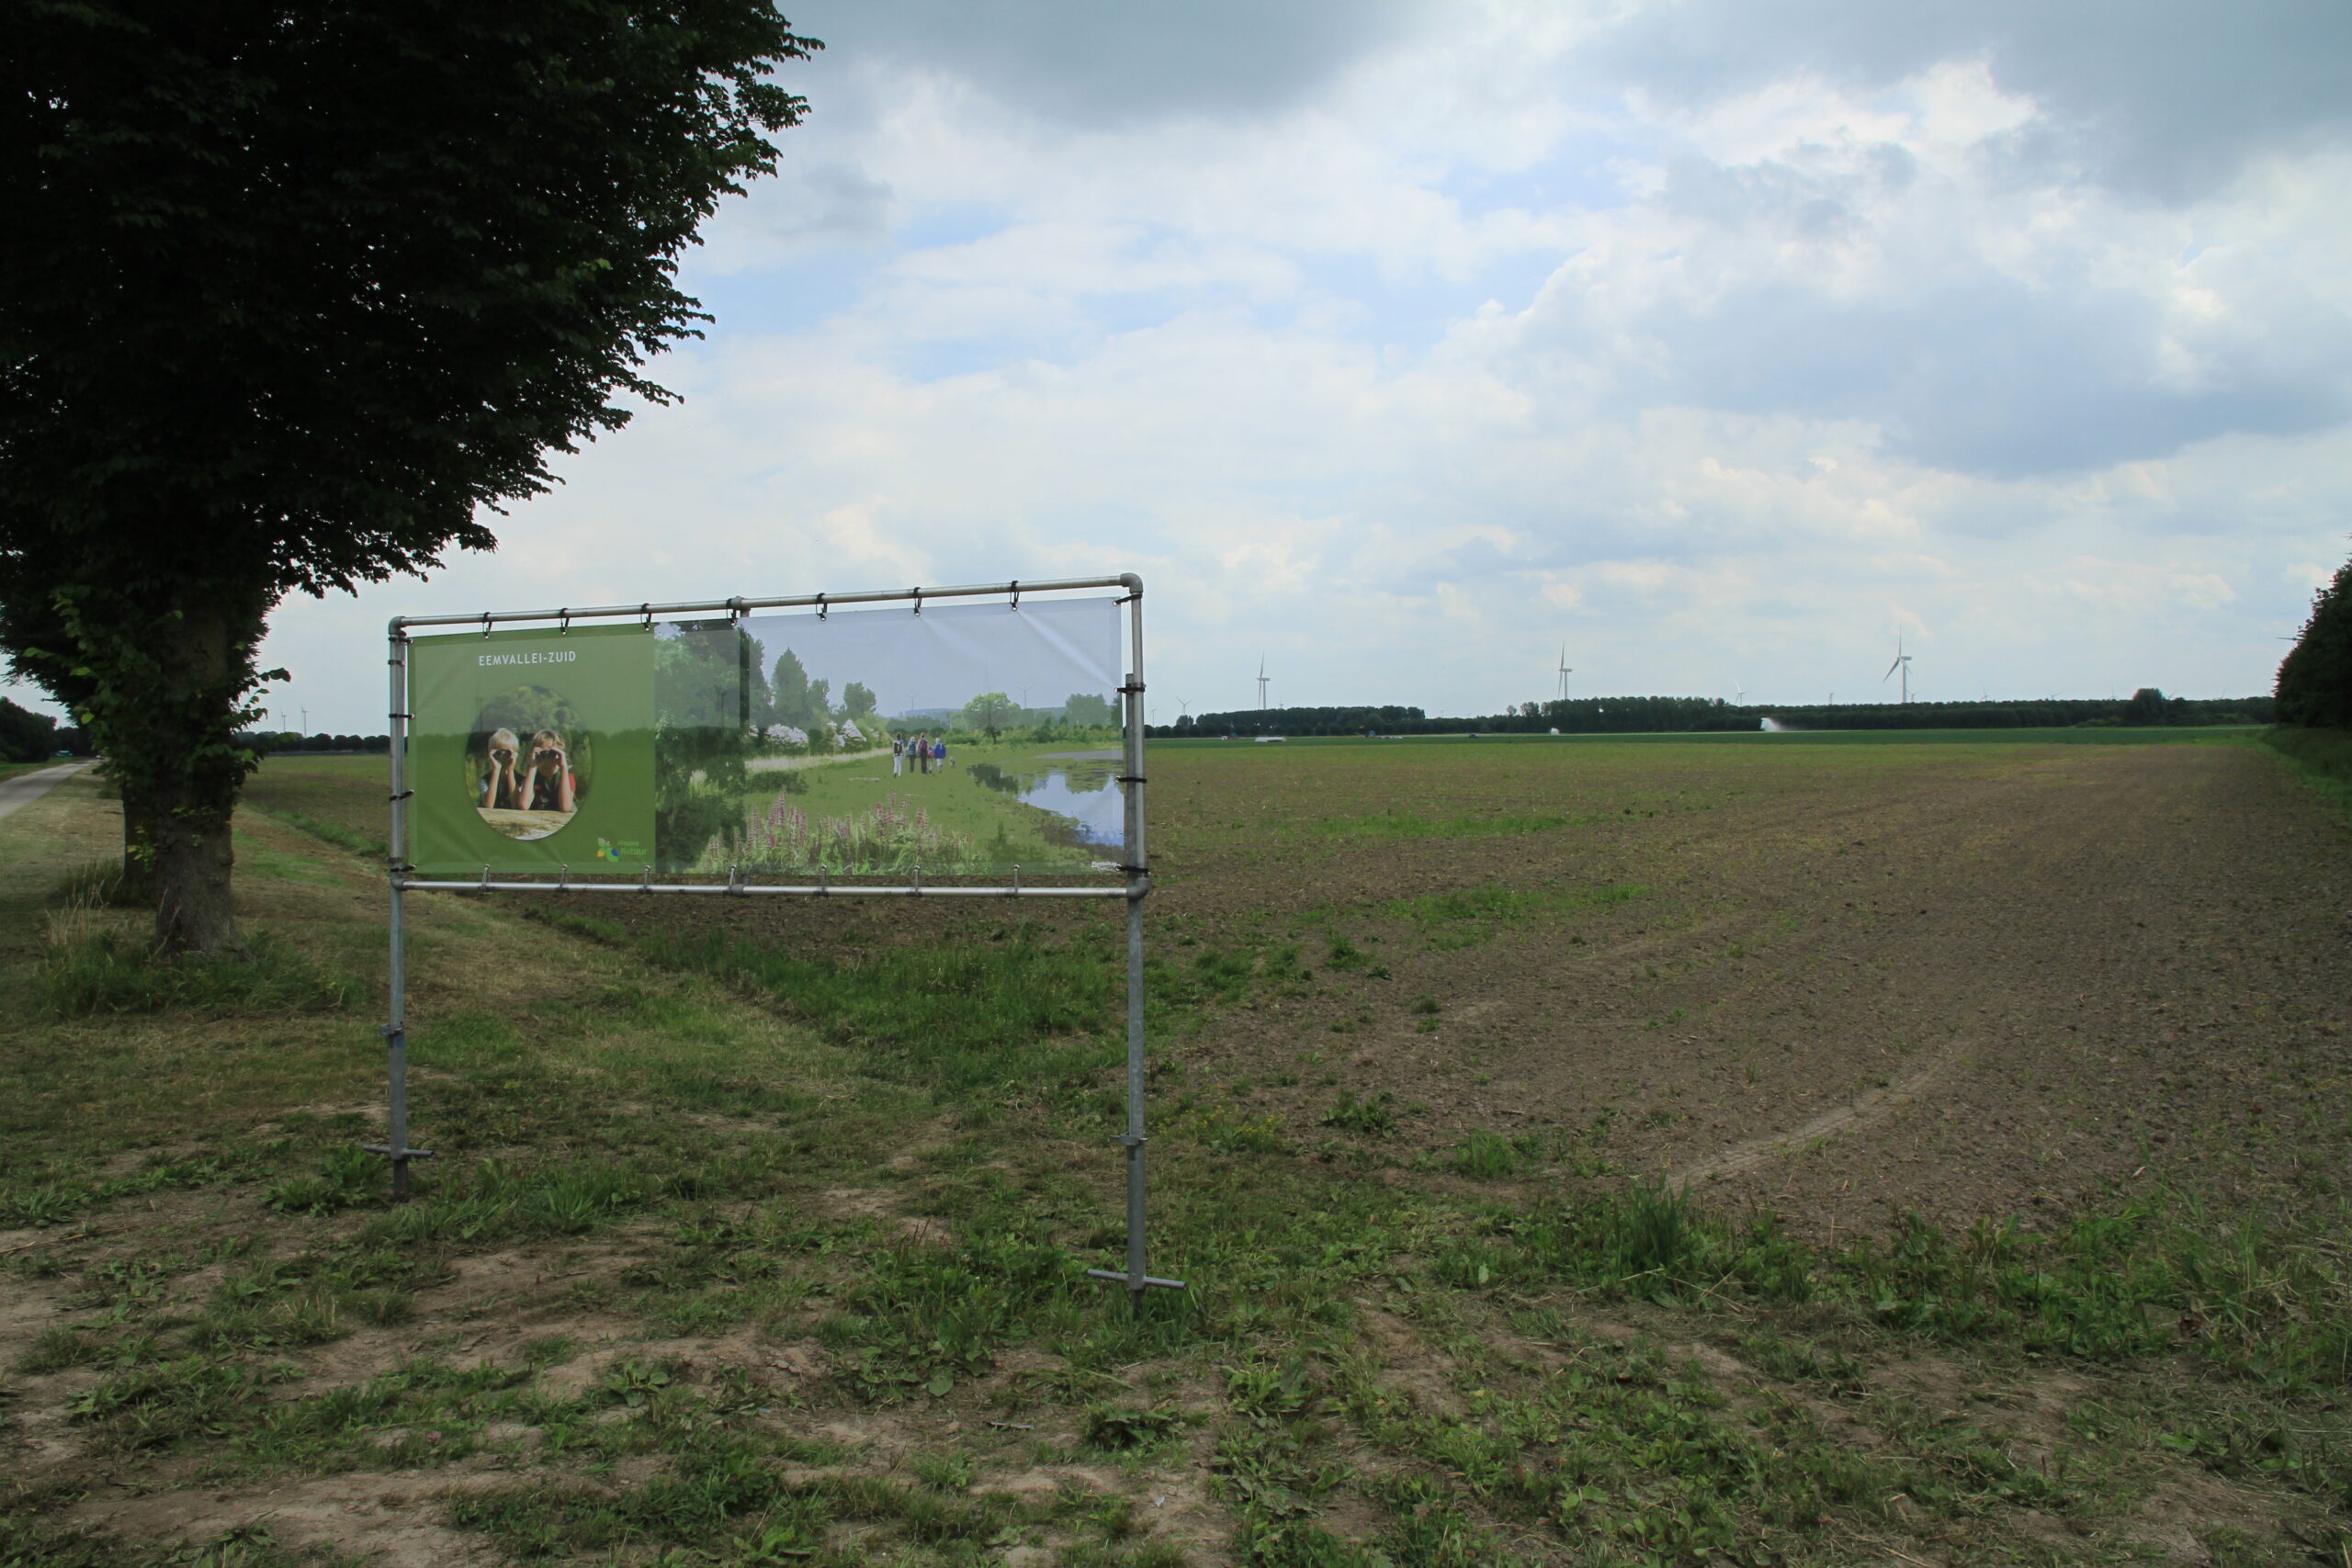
[1320, 1090, 1396, 1138]
[2263, 725, 2352, 823]
[260, 1146, 384, 1216]
[1312, 810, 1572, 839]
[40, 930, 362, 1017]
[246, 806, 386, 858]
[633, 923, 1122, 1100]
[1448, 1130, 1522, 1179]
[1381, 882, 1645, 948]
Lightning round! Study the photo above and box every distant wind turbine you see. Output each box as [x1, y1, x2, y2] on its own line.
[1555, 644, 1574, 702]
[1734, 679, 1747, 705]
[1883, 637, 1914, 705]
[1255, 657, 1271, 711]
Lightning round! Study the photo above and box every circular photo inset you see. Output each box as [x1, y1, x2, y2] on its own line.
[467, 684, 594, 841]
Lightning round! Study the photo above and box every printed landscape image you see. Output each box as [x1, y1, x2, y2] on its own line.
[4, 728, 2350, 1565]
[651, 616, 1125, 876]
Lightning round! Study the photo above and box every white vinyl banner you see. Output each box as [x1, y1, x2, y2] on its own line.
[726, 595, 1127, 876]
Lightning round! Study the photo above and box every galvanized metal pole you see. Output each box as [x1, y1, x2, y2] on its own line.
[1087, 577, 1183, 1303]
[368, 622, 432, 1198]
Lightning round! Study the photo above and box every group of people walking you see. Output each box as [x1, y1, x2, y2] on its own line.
[890, 732, 950, 777]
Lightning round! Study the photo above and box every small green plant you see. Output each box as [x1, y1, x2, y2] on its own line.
[1321, 1089, 1396, 1137]
[1082, 1404, 1182, 1450]
[1192, 1104, 1289, 1155]
[910, 1450, 978, 1490]
[0, 1183, 85, 1227]
[1451, 1130, 1519, 1179]
[260, 1145, 383, 1215]
[1225, 1357, 1312, 1422]
[602, 1359, 675, 1407]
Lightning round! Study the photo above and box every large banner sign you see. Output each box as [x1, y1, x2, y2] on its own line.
[409, 596, 1125, 877]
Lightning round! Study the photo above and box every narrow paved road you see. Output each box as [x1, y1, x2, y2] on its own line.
[0, 761, 88, 821]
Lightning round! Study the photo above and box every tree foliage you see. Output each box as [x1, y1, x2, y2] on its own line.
[2277, 556, 2352, 729]
[1, 1, 817, 952]
[0, 697, 61, 762]
[654, 624, 755, 869]
[961, 691, 1014, 737]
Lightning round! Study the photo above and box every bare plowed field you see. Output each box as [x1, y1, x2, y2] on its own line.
[559, 735, 2352, 1235]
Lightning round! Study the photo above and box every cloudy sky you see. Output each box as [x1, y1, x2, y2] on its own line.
[33, 0, 2352, 728]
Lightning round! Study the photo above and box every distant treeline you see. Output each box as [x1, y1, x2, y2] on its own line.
[1154, 691, 2274, 738]
[1, 696, 71, 761]
[2, 703, 397, 761]
[240, 731, 392, 753]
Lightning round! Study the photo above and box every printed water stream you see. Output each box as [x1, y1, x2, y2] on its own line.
[968, 759, 1125, 850]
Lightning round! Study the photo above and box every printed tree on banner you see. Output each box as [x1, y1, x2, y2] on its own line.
[767, 649, 843, 737]
[962, 691, 1015, 739]
[1064, 692, 1120, 728]
[655, 624, 757, 868]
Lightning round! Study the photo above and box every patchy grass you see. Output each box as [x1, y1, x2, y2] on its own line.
[2263, 724, 2352, 824]
[40, 928, 365, 1017]
[1309, 809, 1577, 839]
[1380, 880, 1646, 948]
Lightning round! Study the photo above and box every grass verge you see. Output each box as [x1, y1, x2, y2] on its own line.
[2262, 724, 2352, 824]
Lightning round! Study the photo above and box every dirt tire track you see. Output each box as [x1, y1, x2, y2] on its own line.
[1674, 1047, 1958, 1186]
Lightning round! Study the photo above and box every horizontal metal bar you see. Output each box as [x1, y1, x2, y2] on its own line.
[393, 574, 1139, 632]
[1084, 1269, 1188, 1291]
[361, 1144, 436, 1159]
[397, 878, 1125, 898]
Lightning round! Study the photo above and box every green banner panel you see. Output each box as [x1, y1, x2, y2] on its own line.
[409, 625, 659, 874]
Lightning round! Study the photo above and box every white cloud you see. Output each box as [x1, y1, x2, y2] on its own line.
[177, 0, 2352, 732]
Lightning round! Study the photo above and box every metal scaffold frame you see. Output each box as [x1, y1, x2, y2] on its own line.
[379, 574, 1182, 1303]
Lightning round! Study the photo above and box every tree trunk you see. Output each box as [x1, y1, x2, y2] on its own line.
[119, 776, 160, 907]
[143, 603, 258, 960]
[153, 772, 245, 958]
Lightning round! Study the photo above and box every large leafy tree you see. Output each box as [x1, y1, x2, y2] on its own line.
[1, 1, 817, 954]
[2277, 553, 2352, 729]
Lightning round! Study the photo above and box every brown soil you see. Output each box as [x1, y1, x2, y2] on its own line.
[554, 737, 2352, 1235]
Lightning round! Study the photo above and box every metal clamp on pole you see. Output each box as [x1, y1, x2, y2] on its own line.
[1086, 1268, 1188, 1291]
